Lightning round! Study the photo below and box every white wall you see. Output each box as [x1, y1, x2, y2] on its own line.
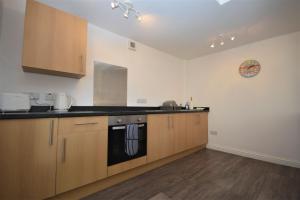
[0, 0, 184, 106]
[185, 32, 300, 166]
[88, 24, 185, 106]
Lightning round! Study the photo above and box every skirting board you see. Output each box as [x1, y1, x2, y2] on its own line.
[207, 143, 300, 168]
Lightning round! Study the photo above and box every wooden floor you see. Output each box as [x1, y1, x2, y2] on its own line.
[82, 149, 300, 200]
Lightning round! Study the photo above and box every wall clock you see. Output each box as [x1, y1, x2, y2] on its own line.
[239, 60, 261, 78]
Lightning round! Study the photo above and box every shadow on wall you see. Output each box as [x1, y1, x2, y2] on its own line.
[0, 0, 25, 67]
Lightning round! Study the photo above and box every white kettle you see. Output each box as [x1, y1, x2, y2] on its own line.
[54, 93, 72, 111]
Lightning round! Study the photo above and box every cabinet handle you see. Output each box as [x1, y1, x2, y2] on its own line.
[49, 120, 54, 145]
[81, 55, 85, 68]
[62, 138, 67, 162]
[168, 115, 170, 130]
[75, 122, 98, 126]
[172, 117, 174, 129]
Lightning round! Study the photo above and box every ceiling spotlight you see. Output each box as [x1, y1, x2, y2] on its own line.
[218, 34, 225, 46]
[216, 0, 232, 5]
[210, 44, 215, 48]
[111, 0, 119, 9]
[230, 36, 236, 41]
[123, 9, 129, 18]
[137, 15, 142, 22]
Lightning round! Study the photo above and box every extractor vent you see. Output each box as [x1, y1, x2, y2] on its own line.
[128, 40, 136, 51]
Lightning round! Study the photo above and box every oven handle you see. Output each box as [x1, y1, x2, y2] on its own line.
[112, 126, 126, 130]
[111, 124, 145, 130]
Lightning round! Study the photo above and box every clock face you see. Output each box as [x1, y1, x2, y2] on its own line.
[239, 60, 261, 78]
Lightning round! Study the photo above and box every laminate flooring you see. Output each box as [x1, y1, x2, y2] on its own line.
[83, 149, 300, 200]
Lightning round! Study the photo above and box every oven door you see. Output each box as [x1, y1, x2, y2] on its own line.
[108, 123, 147, 166]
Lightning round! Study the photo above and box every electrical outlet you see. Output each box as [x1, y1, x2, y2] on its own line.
[137, 98, 147, 104]
[210, 130, 218, 135]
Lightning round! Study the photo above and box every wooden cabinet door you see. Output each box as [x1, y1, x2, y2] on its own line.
[147, 114, 174, 162]
[0, 119, 58, 200]
[186, 113, 208, 149]
[200, 113, 208, 145]
[22, 0, 87, 78]
[56, 117, 108, 194]
[173, 113, 187, 154]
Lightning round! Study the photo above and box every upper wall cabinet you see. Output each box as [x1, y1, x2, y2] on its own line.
[22, 0, 87, 78]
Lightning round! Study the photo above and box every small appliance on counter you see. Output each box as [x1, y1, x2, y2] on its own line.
[161, 100, 181, 110]
[0, 93, 31, 112]
[53, 93, 73, 111]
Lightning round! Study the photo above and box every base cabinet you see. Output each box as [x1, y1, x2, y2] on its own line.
[0, 112, 207, 199]
[173, 114, 187, 154]
[0, 119, 58, 200]
[148, 112, 208, 163]
[56, 117, 108, 194]
[186, 113, 208, 149]
[147, 114, 174, 162]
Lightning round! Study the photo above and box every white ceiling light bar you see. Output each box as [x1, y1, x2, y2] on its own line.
[216, 0, 232, 5]
[111, 0, 142, 21]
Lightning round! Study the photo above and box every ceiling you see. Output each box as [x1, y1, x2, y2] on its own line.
[39, 0, 300, 59]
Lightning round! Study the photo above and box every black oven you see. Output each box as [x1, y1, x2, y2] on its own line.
[108, 115, 147, 166]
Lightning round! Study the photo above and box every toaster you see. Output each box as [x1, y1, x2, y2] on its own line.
[0, 93, 31, 112]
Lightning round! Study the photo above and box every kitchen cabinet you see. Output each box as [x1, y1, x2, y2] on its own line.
[56, 117, 108, 194]
[186, 113, 208, 149]
[22, 0, 87, 78]
[147, 114, 175, 162]
[0, 111, 207, 198]
[0, 119, 58, 200]
[148, 112, 208, 163]
[173, 113, 187, 154]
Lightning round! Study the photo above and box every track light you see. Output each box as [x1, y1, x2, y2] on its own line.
[135, 12, 142, 21]
[209, 34, 236, 48]
[111, 0, 119, 9]
[123, 9, 129, 18]
[110, 0, 142, 21]
[219, 34, 225, 46]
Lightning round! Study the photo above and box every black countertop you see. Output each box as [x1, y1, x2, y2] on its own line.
[0, 106, 209, 120]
